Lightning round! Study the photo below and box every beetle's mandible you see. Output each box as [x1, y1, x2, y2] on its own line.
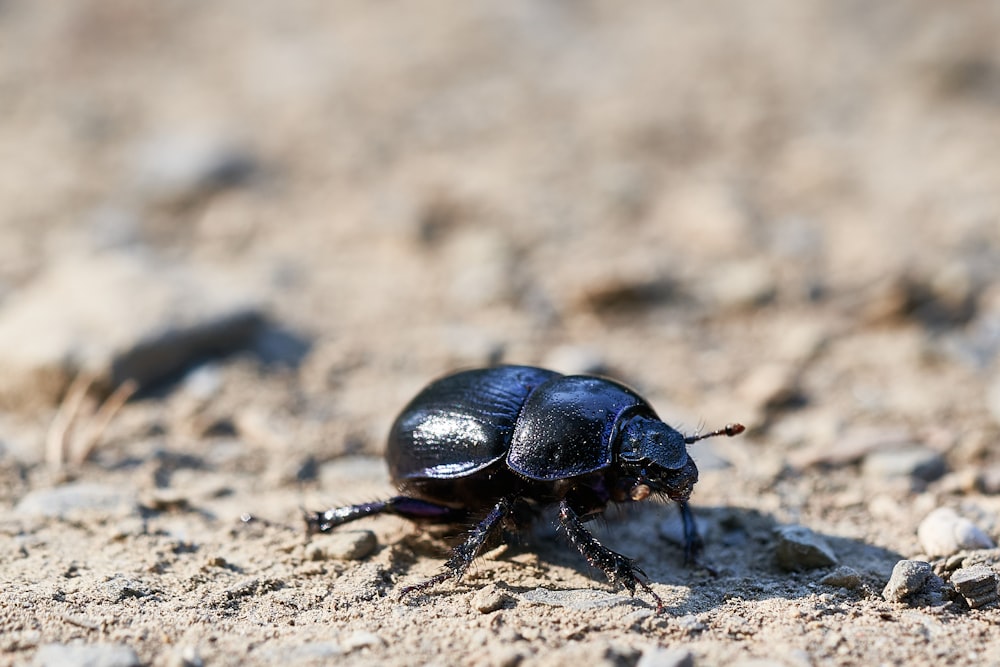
[306, 365, 744, 611]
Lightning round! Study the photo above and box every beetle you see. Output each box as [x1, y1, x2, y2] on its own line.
[306, 365, 743, 610]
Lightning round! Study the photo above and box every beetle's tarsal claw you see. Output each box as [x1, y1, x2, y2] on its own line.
[399, 571, 453, 600]
[557, 499, 664, 611]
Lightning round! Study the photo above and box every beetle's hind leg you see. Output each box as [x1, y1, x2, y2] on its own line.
[305, 496, 467, 533]
[400, 497, 514, 598]
[558, 499, 665, 613]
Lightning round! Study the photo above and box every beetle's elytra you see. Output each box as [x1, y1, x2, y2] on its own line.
[306, 364, 743, 611]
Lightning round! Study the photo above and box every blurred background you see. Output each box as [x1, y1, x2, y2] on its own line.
[3, 1, 999, 463]
[3, 1, 1000, 663]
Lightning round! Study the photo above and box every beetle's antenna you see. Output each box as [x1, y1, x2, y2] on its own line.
[684, 423, 745, 444]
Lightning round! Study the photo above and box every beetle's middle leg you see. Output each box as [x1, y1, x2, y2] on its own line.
[558, 498, 665, 612]
[305, 496, 467, 534]
[399, 497, 514, 597]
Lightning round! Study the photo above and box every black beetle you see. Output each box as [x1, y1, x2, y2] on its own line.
[306, 365, 743, 610]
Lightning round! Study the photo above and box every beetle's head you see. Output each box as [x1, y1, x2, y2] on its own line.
[616, 415, 697, 503]
[616, 415, 745, 503]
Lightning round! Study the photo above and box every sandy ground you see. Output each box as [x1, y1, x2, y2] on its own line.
[2, 1, 1000, 665]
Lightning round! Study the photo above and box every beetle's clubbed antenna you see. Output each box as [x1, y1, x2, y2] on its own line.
[684, 423, 745, 445]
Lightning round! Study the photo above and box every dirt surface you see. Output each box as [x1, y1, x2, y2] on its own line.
[3, 2, 1000, 666]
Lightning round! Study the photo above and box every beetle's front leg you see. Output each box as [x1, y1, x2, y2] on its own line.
[678, 500, 703, 564]
[557, 499, 664, 613]
[400, 497, 514, 598]
[678, 500, 718, 575]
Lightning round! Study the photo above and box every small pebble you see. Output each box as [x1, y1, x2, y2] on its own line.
[937, 469, 980, 495]
[917, 508, 995, 558]
[471, 584, 511, 613]
[788, 427, 912, 469]
[861, 446, 946, 483]
[774, 525, 838, 571]
[103, 576, 152, 602]
[942, 554, 967, 572]
[636, 647, 694, 667]
[951, 565, 999, 609]
[882, 560, 944, 606]
[976, 465, 1000, 495]
[819, 566, 863, 590]
[132, 132, 255, 207]
[309, 530, 378, 561]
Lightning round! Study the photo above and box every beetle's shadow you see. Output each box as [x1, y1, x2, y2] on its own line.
[398, 504, 904, 613]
